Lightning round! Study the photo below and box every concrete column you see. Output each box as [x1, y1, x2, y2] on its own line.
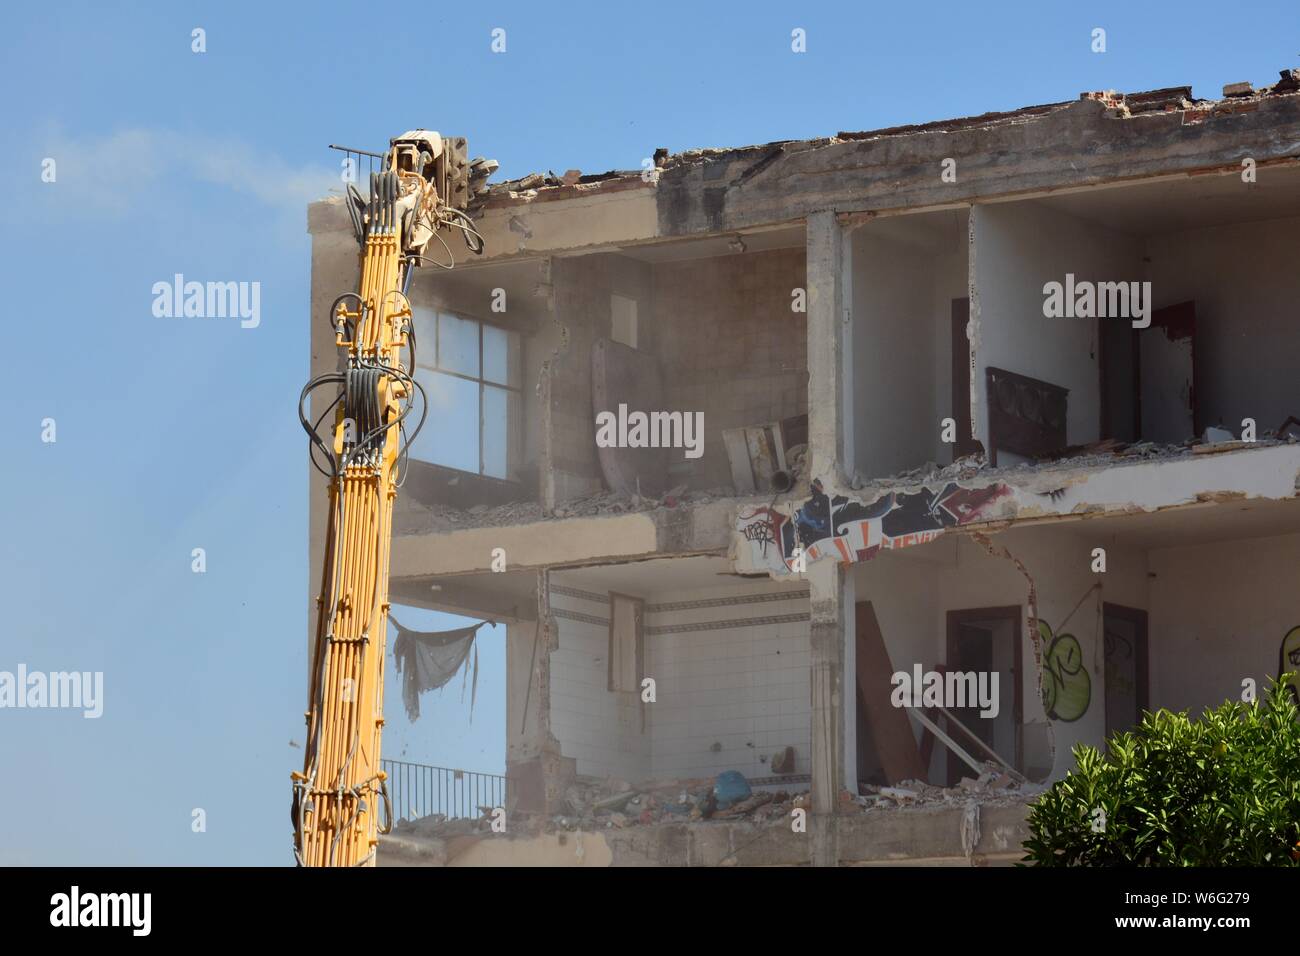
[805, 210, 852, 487]
[805, 210, 855, 866]
[808, 559, 846, 866]
[505, 569, 573, 821]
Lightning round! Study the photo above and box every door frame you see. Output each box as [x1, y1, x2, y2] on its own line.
[944, 605, 1023, 783]
[950, 298, 980, 459]
[1102, 602, 1149, 733]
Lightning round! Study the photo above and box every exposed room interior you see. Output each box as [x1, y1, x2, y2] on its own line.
[547, 226, 810, 503]
[848, 207, 972, 482]
[395, 225, 812, 526]
[398, 258, 550, 508]
[849, 495, 1300, 791]
[545, 555, 812, 786]
[971, 166, 1300, 465]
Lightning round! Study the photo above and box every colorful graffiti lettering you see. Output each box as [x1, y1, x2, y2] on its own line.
[1039, 620, 1090, 722]
[737, 478, 1011, 573]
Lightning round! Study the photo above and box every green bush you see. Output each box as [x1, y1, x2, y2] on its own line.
[1023, 680, 1300, 866]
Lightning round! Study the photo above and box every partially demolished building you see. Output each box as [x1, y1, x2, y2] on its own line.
[307, 68, 1300, 866]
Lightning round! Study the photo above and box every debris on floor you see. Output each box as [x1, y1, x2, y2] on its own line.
[536, 762, 1041, 833]
[852, 761, 1044, 812]
[390, 805, 502, 840]
[546, 772, 807, 831]
[388, 766, 1044, 842]
[850, 434, 1297, 494]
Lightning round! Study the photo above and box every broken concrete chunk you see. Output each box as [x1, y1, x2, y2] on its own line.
[592, 791, 635, 812]
[879, 787, 919, 803]
[1223, 81, 1254, 97]
[719, 791, 777, 818]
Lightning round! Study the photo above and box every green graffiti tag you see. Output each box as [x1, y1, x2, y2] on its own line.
[1279, 625, 1300, 704]
[1039, 620, 1090, 722]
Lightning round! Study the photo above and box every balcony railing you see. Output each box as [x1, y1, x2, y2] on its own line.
[381, 759, 506, 823]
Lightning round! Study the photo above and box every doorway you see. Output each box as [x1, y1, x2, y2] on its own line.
[1102, 603, 1149, 742]
[950, 298, 980, 459]
[944, 606, 1022, 785]
[1100, 301, 1197, 443]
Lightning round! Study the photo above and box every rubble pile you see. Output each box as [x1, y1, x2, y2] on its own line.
[547, 763, 1043, 833]
[390, 763, 1044, 843]
[850, 432, 1297, 494]
[850, 761, 1045, 812]
[391, 808, 500, 840]
[548, 772, 809, 832]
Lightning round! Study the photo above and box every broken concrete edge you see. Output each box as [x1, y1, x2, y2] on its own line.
[391, 491, 779, 577]
[307, 75, 1300, 255]
[378, 799, 1033, 867]
[732, 441, 1300, 577]
[385, 442, 1300, 580]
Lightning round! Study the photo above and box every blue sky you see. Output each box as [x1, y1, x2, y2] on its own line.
[0, 0, 1295, 865]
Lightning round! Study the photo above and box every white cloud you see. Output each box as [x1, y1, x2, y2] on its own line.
[15, 124, 338, 222]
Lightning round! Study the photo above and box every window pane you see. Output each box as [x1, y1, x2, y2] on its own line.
[437, 312, 479, 376]
[410, 368, 479, 473]
[411, 305, 437, 369]
[481, 385, 518, 479]
[482, 324, 520, 386]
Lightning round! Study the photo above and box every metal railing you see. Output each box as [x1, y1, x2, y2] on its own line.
[381, 759, 506, 823]
[329, 144, 386, 185]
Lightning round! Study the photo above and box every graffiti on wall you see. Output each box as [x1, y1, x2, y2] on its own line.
[1279, 626, 1300, 703]
[737, 478, 1012, 574]
[1039, 620, 1090, 722]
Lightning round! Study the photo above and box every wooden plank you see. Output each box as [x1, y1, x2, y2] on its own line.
[909, 708, 985, 778]
[928, 703, 1024, 780]
[855, 601, 927, 784]
[745, 426, 777, 489]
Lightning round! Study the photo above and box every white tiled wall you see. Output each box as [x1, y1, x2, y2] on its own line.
[548, 588, 648, 782]
[548, 581, 811, 784]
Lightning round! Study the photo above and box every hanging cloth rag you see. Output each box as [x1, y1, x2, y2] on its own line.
[390, 615, 486, 722]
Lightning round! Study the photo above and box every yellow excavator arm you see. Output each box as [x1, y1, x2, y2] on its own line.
[291, 132, 491, 866]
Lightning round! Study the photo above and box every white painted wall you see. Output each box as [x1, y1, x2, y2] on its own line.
[850, 232, 937, 478]
[1145, 215, 1300, 437]
[972, 203, 1144, 453]
[850, 214, 969, 480]
[548, 589, 648, 782]
[1147, 531, 1300, 714]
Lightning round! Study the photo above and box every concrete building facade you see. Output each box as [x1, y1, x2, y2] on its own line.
[307, 69, 1300, 866]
